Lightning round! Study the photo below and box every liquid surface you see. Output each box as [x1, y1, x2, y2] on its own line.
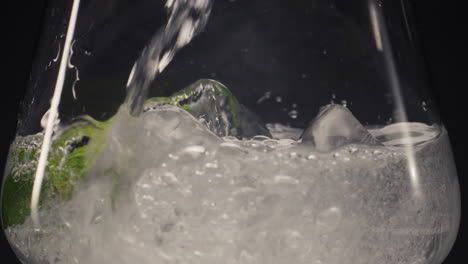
[3, 105, 460, 264]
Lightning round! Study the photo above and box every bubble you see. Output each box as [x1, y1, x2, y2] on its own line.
[316, 206, 342, 232]
[168, 153, 179, 160]
[275, 96, 283, 103]
[205, 162, 218, 169]
[373, 150, 383, 155]
[273, 175, 299, 185]
[281, 229, 302, 249]
[182, 145, 206, 155]
[349, 147, 358, 154]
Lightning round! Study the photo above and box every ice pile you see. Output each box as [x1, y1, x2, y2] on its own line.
[5, 96, 459, 264]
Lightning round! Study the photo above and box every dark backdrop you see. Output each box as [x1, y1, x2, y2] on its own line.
[1, 0, 465, 263]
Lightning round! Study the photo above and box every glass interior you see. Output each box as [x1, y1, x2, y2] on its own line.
[2, 1, 460, 264]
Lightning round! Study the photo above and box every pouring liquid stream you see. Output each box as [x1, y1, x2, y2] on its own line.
[124, 0, 213, 116]
[31, 0, 213, 227]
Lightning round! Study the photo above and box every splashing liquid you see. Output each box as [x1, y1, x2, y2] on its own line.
[124, 0, 213, 116]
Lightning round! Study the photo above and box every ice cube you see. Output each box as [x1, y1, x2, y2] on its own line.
[300, 104, 381, 152]
[144, 79, 271, 138]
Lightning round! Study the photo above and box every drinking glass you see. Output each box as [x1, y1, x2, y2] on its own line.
[1, 0, 460, 263]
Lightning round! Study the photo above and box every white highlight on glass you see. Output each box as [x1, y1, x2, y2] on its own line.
[31, 0, 81, 227]
[370, 3, 383, 51]
[369, 0, 421, 198]
[68, 40, 80, 100]
[53, 43, 61, 62]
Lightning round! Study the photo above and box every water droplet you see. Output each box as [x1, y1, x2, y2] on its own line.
[275, 96, 282, 103]
[322, 49, 328, 55]
[289, 110, 299, 119]
[84, 49, 92, 56]
[422, 101, 427, 111]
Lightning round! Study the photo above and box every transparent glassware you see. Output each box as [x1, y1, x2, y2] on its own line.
[1, 0, 460, 263]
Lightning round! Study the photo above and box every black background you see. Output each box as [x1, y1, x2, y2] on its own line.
[1, 0, 465, 263]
